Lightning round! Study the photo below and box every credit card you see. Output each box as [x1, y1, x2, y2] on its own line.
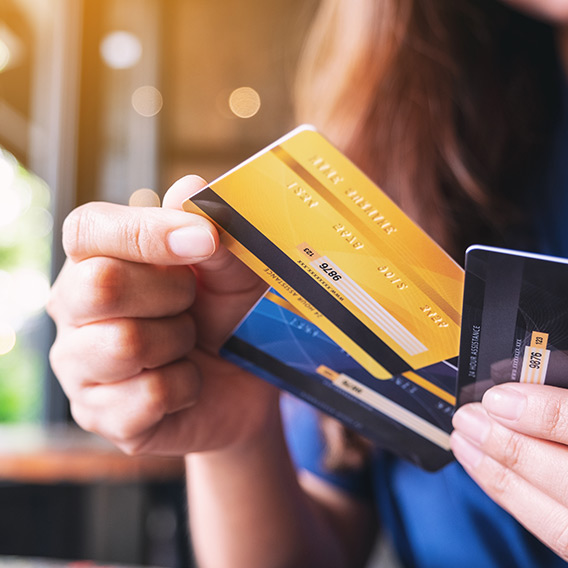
[222, 288, 457, 471]
[183, 125, 464, 379]
[457, 245, 568, 405]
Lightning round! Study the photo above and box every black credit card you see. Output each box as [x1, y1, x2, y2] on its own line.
[457, 245, 568, 406]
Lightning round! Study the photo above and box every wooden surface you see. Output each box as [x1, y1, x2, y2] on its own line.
[0, 424, 185, 484]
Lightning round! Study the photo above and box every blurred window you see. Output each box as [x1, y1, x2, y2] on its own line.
[0, 0, 316, 424]
[0, 147, 52, 421]
[1, 0, 82, 422]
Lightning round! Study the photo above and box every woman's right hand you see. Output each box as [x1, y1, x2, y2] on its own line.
[47, 175, 277, 457]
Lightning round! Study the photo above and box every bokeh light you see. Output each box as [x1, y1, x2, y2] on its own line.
[12, 268, 51, 315]
[0, 150, 16, 188]
[228, 87, 261, 118]
[0, 38, 10, 73]
[0, 268, 50, 331]
[100, 31, 142, 69]
[0, 323, 16, 356]
[131, 86, 163, 117]
[129, 188, 161, 207]
[0, 153, 30, 228]
[25, 207, 54, 239]
[0, 186, 23, 228]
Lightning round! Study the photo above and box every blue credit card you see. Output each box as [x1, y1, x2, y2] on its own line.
[457, 245, 568, 406]
[222, 289, 457, 471]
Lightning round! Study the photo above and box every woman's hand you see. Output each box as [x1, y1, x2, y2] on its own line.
[48, 175, 276, 457]
[451, 383, 568, 560]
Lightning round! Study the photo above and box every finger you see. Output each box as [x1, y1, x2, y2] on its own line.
[452, 403, 568, 506]
[51, 312, 196, 391]
[63, 186, 217, 265]
[163, 177, 266, 351]
[49, 258, 196, 326]
[190, 250, 267, 351]
[54, 258, 195, 323]
[70, 358, 201, 451]
[481, 383, 568, 444]
[450, 431, 568, 560]
[162, 175, 262, 295]
[162, 174, 208, 210]
[126, 349, 279, 456]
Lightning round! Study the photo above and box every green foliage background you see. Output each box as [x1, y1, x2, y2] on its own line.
[0, 152, 52, 422]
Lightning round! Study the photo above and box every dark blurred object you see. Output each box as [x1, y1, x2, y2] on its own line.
[0, 425, 190, 567]
[0, 558, 161, 567]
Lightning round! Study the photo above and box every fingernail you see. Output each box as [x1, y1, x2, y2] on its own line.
[483, 385, 526, 421]
[168, 226, 215, 259]
[452, 405, 491, 445]
[451, 431, 484, 470]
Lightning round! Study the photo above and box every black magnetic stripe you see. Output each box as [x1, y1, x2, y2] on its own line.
[476, 252, 524, 383]
[192, 187, 410, 376]
[224, 336, 336, 398]
[223, 336, 452, 471]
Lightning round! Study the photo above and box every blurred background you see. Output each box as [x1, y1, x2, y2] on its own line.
[0, 0, 318, 565]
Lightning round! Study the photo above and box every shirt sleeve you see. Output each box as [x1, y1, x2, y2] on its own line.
[280, 393, 374, 501]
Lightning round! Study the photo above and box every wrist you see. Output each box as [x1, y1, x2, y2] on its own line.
[186, 392, 284, 466]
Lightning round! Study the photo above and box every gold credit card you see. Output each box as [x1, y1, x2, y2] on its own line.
[183, 125, 464, 379]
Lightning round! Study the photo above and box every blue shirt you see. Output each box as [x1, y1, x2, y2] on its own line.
[282, 84, 568, 567]
[283, 397, 566, 568]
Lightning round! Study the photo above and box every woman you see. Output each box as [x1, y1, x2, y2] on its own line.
[48, 0, 568, 566]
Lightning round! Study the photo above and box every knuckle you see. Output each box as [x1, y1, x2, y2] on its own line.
[115, 428, 158, 457]
[499, 431, 524, 471]
[106, 319, 147, 365]
[138, 372, 169, 419]
[124, 215, 154, 263]
[110, 410, 160, 455]
[109, 419, 140, 447]
[69, 388, 156, 456]
[102, 407, 149, 448]
[540, 397, 568, 441]
[488, 462, 517, 500]
[48, 340, 80, 400]
[70, 402, 97, 434]
[48, 341, 62, 376]
[169, 358, 201, 409]
[102, 374, 169, 450]
[45, 289, 58, 321]
[116, 441, 140, 456]
[80, 257, 124, 316]
[116, 437, 148, 457]
[553, 523, 568, 560]
[174, 266, 197, 309]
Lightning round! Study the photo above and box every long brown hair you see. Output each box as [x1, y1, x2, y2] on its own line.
[295, 0, 562, 469]
[296, 0, 561, 257]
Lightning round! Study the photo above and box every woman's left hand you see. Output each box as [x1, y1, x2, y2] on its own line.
[451, 383, 568, 560]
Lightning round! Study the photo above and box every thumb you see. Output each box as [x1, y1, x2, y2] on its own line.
[63, 176, 218, 265]
[163, 175, 267, 351]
